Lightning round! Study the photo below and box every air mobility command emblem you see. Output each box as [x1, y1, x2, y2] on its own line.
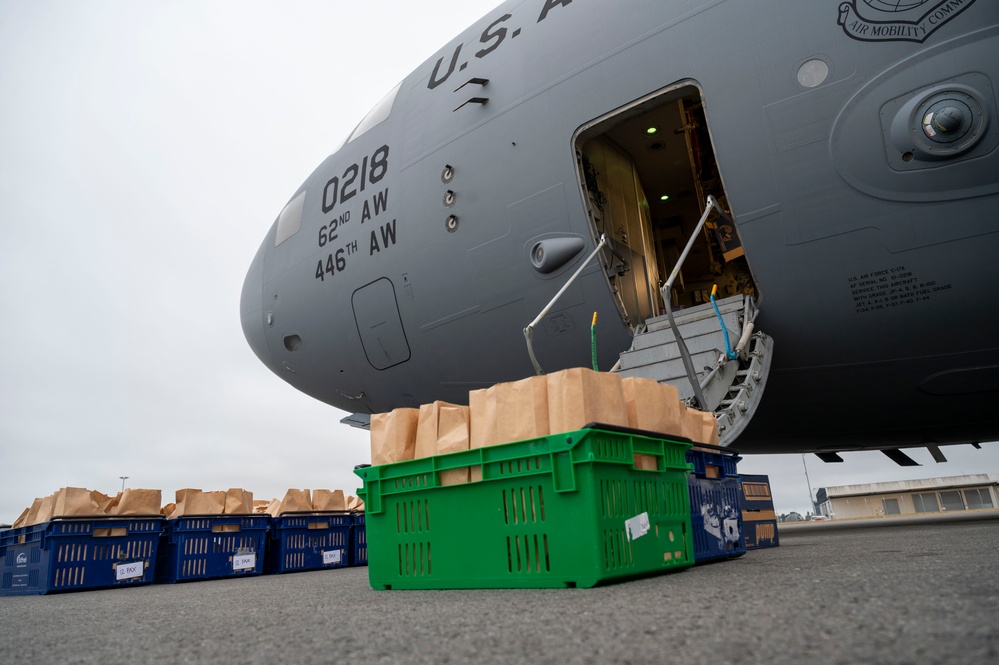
[838, 0, 977, 43]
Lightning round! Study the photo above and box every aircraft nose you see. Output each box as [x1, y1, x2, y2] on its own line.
[240, 239, 270, 366]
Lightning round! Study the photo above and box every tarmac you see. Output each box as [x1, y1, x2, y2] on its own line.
[2, 512, 997, 665]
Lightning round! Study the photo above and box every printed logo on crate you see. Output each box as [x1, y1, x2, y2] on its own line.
[16, 553, 27, 565]
[700, 504, 741, 546]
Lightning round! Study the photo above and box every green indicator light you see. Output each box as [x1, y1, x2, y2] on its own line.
[660, 195, 670, 201]
[646, 127, 658, 135]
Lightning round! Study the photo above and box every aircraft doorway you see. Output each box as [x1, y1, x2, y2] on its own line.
[573, 84, 758, 330]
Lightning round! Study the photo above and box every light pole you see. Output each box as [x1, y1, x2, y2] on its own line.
[801, 455, 816, 517]
[119, 476, 129, 493]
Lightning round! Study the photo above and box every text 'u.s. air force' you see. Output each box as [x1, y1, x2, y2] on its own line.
[428, 0, 575, 91]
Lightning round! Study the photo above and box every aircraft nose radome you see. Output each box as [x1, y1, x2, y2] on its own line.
[240, 239, 270, 366]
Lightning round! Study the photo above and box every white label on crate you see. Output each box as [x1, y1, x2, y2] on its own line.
[323, 549, 343, 565]
[233, 553, 256, 571]
[16, 553, 28, 565]
[625, 512, 650, 541]
[723, 517, 740, 543]
[116, 561, 144, 581]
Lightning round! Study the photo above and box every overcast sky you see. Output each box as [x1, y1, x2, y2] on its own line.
[1, 0, 995, 524]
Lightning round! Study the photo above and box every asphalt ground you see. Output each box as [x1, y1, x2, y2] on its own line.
[2, 512, 997, 665]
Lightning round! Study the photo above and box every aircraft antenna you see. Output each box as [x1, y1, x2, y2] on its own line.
[591, 312, 599, 371]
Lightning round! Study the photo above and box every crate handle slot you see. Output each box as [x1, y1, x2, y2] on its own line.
[211, 524, 241, 533]
[93, 528, 127, 538]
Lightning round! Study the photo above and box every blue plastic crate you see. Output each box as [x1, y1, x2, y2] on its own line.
[1, 517, 163, 596]
[687, 447, 740, 479]
[155, 515, 269, 583]
[740, 474, 775, 511]
[350, 512, 366, 567]
[685, 447, 745, 563]
[265, 512, 351, 574]
[688, 476, 746, 562]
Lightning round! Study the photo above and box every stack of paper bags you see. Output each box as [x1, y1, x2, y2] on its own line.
[312, 489, 346, 512]
[365, 367, 716, 482]
[680, 407, 720, 446]
[416, 401, 471, 485]
[546, 367, 630, 433]
[11, 487, 162, 528]
[262, 488, 350, 516]
[370, 402, 471, 485]
[622, 376, 683, 469]
[168, 488, 255, 518]
[370, 408, 419, 466]
[275, 488, 312, 514]
[468, 375, 550, 481]
[169, 488, 224, 518]
[108, 488, 163, 515]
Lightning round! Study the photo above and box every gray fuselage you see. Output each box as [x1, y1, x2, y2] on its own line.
[241, 0, 999, 453]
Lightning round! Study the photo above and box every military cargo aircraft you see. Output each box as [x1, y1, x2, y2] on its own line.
[241, 0, 999, 462]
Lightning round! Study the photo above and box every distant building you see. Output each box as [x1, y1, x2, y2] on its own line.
[816, 475, 998, 519]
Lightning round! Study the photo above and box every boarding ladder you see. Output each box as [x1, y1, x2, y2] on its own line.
[613, 293, 772, 445]
[613, 196, 772, 445]
[523, 196, 772, 445]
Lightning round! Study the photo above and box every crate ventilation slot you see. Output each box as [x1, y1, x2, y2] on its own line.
[506, 534, 551, 574]
[502, 486, 546, 524]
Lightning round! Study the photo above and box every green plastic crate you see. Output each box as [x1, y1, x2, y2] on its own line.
[355, 426, 694, 589]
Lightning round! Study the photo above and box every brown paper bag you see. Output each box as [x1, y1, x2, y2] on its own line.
[437, 404, 470, 486]
[470, 375, 549, 449]
[104, 492, 122, 515]
[209, 490, 227, 511]
[470, 375, 550, 482]
[346, 495, 365, 512]
[23, 497, 44, 527]
[252, 500, 273, 514]
[312, 489, 346, 512]
[223, 488, 254, 515]
[681, 408, 720, 446]
[11, 507, 30, 529]
[264, 497, 282, 517]
[622, 377, 685, 438]
[91, 490, 118, 514]
[278, 488, 312, 514]
[415, 401, 460, 460]
[370, 408, 419, 465]
[162, 503, 176, 518]
[30, 495, 55, 526]
[111, 488, 163, 515]
[171, 488, 225, 518]
[547, 368, 628, 434]
[52, 487, 105, 517]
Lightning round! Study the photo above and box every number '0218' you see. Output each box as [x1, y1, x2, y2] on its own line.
[322, 145, 389, 214]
